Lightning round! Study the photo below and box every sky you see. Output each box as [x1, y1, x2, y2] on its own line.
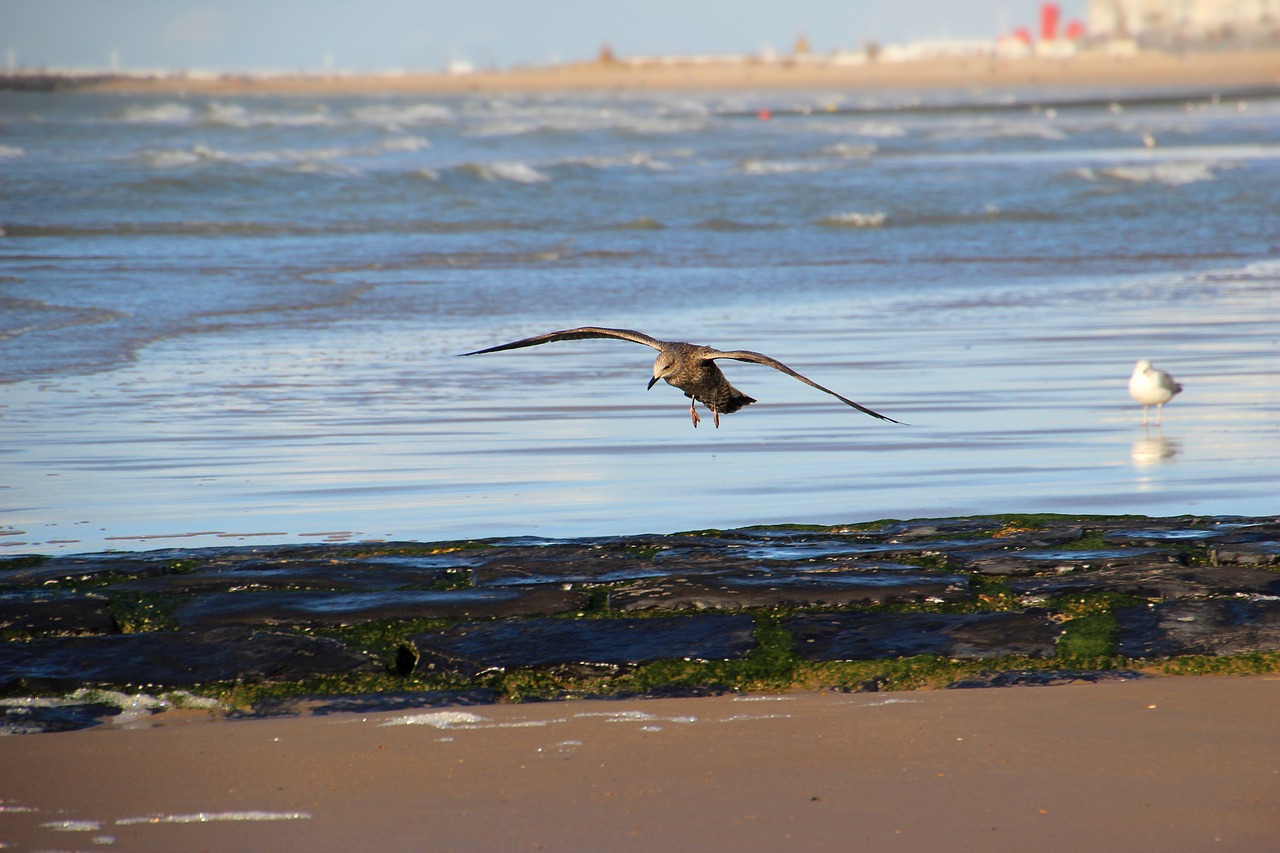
[3, 0, 1089, 73]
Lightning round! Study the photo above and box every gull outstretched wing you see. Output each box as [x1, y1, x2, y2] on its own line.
[710, 349, 903, 424]
[462, 327, 665, 356]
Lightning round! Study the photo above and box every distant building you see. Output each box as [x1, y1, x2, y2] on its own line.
[1087, 0, 1280, 44]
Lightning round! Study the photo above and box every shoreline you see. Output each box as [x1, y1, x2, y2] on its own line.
[2, 676, 1278, 851]
[14, 49, 1280, 96]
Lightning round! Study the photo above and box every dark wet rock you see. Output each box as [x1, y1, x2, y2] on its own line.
[410, 614, 756, 678]
[788, 611, 1061, 661]
[469, 541, 682, 586]
[0, 551, 191, 588]
[875, 518, 1003, 539]
[955, 549, 1162, 577]
[975, 527, 1087, 550]
[1116, 600, 1280, 658]
[610, 570, 969, 612]
[174, 586, 590, 629]
[1206, 523, 1280, 566]
[1010, 561, 1280, 601]
[952, 555, 1059, 577]
[1104, 528, 1223, 546]
[0, 628, 378, 692]
[0, 591, 116, 636]
[0, 545, 484, 591]
[1212, 541, 1280, 566]
[111, 558, 463, 594]
[4, 515, 1280, 698]
[1211, 545, 1280, 566]
[465, 532, 948, 586]
[946, 669, 1145, 689]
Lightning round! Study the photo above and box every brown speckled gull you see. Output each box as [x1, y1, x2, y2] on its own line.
[462, 326, 902, 428]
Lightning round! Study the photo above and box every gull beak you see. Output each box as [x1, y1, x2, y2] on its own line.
[647, 375, 661, 391]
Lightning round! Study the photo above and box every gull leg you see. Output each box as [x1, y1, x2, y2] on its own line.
[1142, 405, 1149, 426]
[689, 399, 700, 428]
[1156, 404, 1163, 426]
[712, 405, 721, 429]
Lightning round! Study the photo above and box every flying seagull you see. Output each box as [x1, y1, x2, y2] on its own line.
[1128, 359, 1182, 425]
[461, 326, 902, 428]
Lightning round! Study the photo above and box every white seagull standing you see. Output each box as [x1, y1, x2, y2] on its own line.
[1128, 359, 1182, 425]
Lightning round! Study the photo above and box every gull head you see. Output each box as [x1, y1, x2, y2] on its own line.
[648, 352, 678, 389]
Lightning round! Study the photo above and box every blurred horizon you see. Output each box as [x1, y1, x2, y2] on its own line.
[4, 0, 1091, 74]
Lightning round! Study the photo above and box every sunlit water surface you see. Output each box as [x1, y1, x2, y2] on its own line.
[2, 87, 1277, 553]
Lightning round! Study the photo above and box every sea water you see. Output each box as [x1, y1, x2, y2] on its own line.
[1, 87, 1277, 554]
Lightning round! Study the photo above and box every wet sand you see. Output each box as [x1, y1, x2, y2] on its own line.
[85, 49, 1280, 95]
[3, 676, 1278, 851]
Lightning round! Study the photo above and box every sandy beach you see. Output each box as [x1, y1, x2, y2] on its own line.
[1, 676, 1276, 851]
[81, 49, 1280, 95]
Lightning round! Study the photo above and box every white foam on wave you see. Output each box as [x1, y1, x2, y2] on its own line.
[553, 152, 672, 171]
[140, 146, 211, 168]
[574, 710, 698, 724]
[932, 121, 1068, 142]
[1075, 160, 1224, 186]
[1, 689, 223, 735]
[116, 811, 311, 826]
[41, 819, 103, 832]
[123, 103, 195, 124]
[380, 710, 556, 729]
[738, 158, 833, 175]
[139, 137, 425, 172]
[819, 211, 888, 228]
[0, 144, 24, 158]
[472, 161, 552, 184]
[821, 142, 878, 159]
[464, 112, 705, 138]
[804, 119, 906, 138]
[380, 710, 488, 728]
[380, 135, 430, 152]
[206, 101, 332, 128]
[351, 102, 454, 128]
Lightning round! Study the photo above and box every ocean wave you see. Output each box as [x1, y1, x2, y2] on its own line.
[350, 102, 455, 128]
[0, 294, 126, 343]
[0, 144, 24, 158]
[137, 136, 427, 172]
[461, 110, 707, 138]
[460, 161, 552, 184]
[609, 216, 666, 230]
[801, 119, 907, 138]
[380, 135, 430, 152]
[930, 120, 1069, 142]
[818, 211, 888, 228]
[896, 206, 1060, 227]
[695, 218, 778, 231]
[205, 100, 333, 127]
[1074, 161, 1225, 186]
[548, 152, 674, 172]
[820, 142, 878, 159]
[122, 102, 195, 124]
[738, 158, 834, 175]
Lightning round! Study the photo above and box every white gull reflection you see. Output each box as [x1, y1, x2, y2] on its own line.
[1132, 433, 1180, 467]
